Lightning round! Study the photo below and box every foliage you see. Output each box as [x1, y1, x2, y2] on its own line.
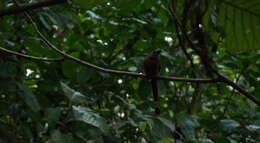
[0, 0, 260, 142]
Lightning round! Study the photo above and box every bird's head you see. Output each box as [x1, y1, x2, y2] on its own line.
[152, 50, 161, 55]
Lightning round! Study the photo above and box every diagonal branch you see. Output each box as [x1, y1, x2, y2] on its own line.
[10, 0, 260, 105]
[0, 46, 64, 62]
[18, 7, 218, 83]
[0, 0, 66, 18]
[15, 1, 260, 105]
[223, 1, 260, 17]
[167, 0, 260, 105]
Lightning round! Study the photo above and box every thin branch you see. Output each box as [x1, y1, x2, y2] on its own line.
[17, 1, 260, 105]
[170, 1, 196, 69]
[167, 0, 200, 54]
[18, 9, 217, 83]
[0, 46, 64, 62]
[217, 75, 260, 105]
[0, 0, 66, 18]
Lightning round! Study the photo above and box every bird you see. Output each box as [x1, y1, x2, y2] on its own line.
[143, 50, 161, 114]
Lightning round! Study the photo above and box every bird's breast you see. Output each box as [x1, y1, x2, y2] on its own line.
[143, 55, 160, 77]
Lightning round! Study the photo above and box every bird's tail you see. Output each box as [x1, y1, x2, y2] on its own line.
[151, 78, 158, 101]
[151, 78, 160, 114]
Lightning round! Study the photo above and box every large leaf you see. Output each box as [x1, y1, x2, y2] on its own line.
[217, 0, 260, 51]
[176, 113, 198, 141]
[72, 106, 109, 134]
[157, 117, 176, 133]
[219, 119, 240, 132]
[60, 82, 89, 104]
[44, 108, 61, 129]
[50, 130, 74, 143]
[19, 85, 41, 112]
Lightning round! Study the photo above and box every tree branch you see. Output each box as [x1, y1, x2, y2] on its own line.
[0, 0, 66, 18]
[0, 46, 64, 62]
[15, 1, 260, 105]
[170, 1, 196, 69]
[167, 0, 260, 105]
[19, 9, 217, 83]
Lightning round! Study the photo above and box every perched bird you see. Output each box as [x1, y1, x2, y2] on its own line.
[143, 50, 161, 114]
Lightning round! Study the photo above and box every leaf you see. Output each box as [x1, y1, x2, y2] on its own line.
[0, 61, 12, 78]
[44, 108, 61, 129]
[202, 139, 214, 143]
[161, 51, 176, 60]
[247, 124, 260, 133]
[219, 119, 240, 132]
[176, 113, 198, 141]
[73, 0, 105, 9]
[157, 117, 175, 132]
[0, 1, 4, 9]
[60, 82, 88, 104]
[19, 85, 41, 112]
[62, 58, 79, 79]
[39, 14, 51, 30]
[72, 106, 109, 134]
[217, 0, 260, 51]
[116, 0, 140, 14]
[128, 66, 137, 72]
[149, 118, 171, 142]
[114, 95, 136, 111]
[77, 67, 91, 84]
[215, 137, 231, 143]
[51, 130, 74, 143]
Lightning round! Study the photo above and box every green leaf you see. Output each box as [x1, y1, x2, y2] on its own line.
[39, 14, 51, 30]
[215, 137, 231, 143]
[60, 82, 88, 104]
[62, 60, 79, 79]
[0, 1, 4, 9]
[148, 118, 171, 142]
[44, 108, 61, 129]
[77, 67, 91, 84]
[19, 85, 41, 112]
[116, 0, 140, 14]
[72, 106, 109, 134]
[0, 61, 12, 78]
[217, 0, 260, 51]
[73, 0, 105, 9]
[177, 113, 198, 141]
[219, 119, 240, 132]
[202, 139, 214, 143]
[247, 124, 260, 133]
[51, 130, 74, 143]
[157, 117, 175, 132]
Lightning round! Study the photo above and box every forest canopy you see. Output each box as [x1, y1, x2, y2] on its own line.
[0, 0, 260, 142]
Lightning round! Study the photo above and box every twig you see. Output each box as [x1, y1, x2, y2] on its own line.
[0, 46, 64, 62]
[0, 0, 66, 18]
